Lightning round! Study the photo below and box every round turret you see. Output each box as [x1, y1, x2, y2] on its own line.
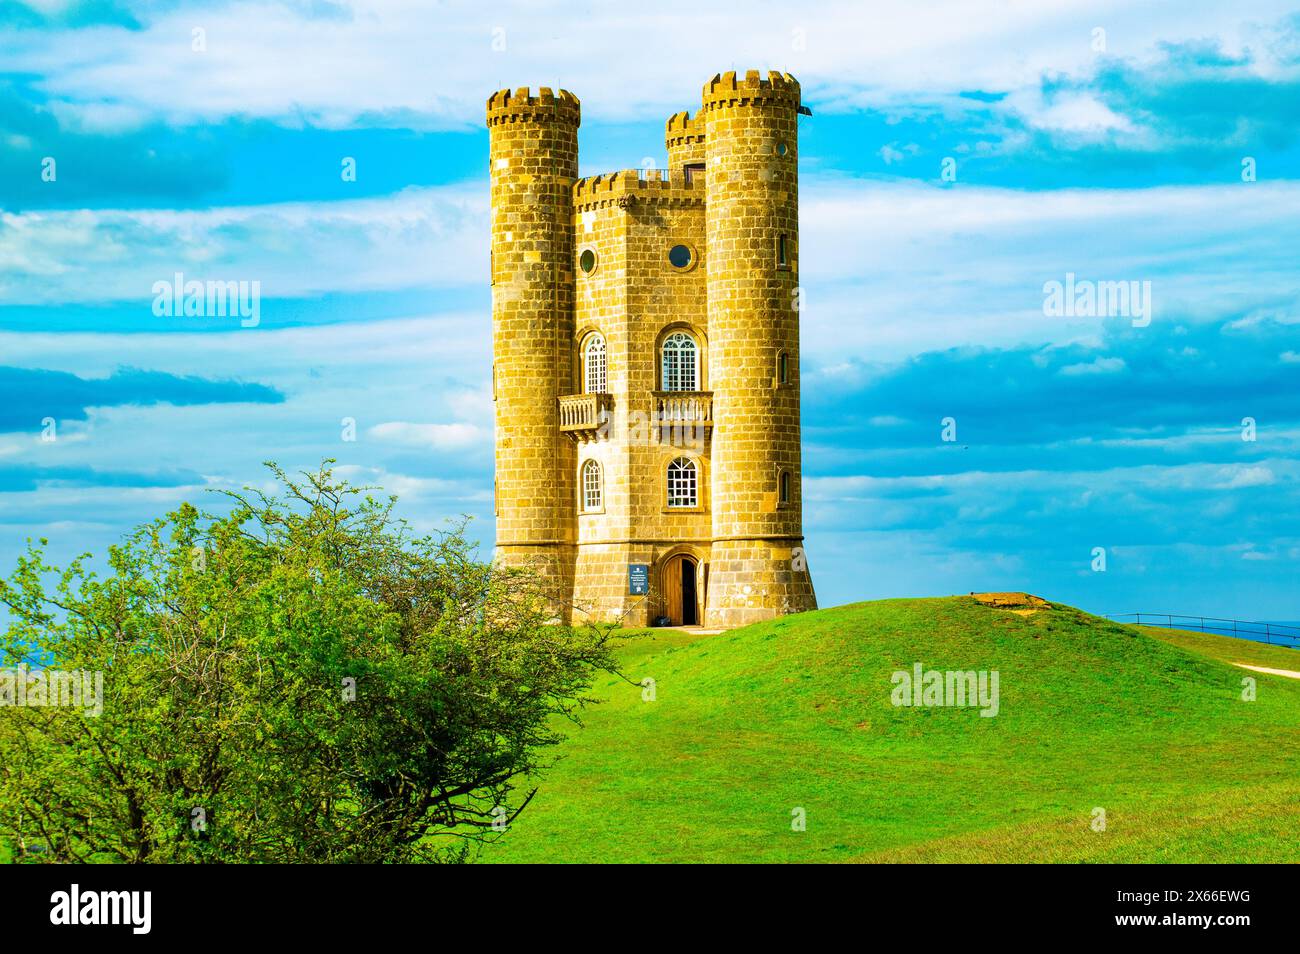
[701, 70, 816, 627]
[486, 87, 581, 604]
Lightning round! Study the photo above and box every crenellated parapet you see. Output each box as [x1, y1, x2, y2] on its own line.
[485, 86, 581, 127]
[665, 110, 705, 149]
[572, 168, 705, 212]
[665, 110, 706, 169]
[700, 70, 801, 112]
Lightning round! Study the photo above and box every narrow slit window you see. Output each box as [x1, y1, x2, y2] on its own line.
[777, 234, 788, 267]
[779, 470, 791, 505]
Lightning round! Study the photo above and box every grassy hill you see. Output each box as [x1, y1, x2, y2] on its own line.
[482, 596, 1300, 863]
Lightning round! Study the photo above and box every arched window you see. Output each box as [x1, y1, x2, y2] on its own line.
[667, 457, 698, 508]
[581, 459, 602, 512]
[779, 469, 791, 505]
[661, 332, 698, 392]
[776, 350, 789, 385]
[584, 334, 607, 394]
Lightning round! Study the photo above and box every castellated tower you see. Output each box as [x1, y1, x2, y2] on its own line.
[487, 71, 817, 628]
[487, 87, 579, 602]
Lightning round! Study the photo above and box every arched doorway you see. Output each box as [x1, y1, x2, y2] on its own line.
[662, 554, 699, 626]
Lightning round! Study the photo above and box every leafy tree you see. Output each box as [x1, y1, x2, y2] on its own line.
[0, 463, 615, 862]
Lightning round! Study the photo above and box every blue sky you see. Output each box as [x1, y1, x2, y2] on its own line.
[1, 0, 1298, 619]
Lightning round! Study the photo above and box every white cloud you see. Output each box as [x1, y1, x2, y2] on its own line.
[4, 0, 1297, 129]
[1227, 305, 1300, 330]
[878, 142, 919, 165]
[1026, 92, 1139, 136]
[1059, 356, 1126, 375]
[0, 185, 486, 305]
[806, 458, 1296, 501]
[1214, 465, 1276, 489]
[0, 313, 497, 540]
[0, 312, 490, 379]
[368, 421, 487, 450]
[798, 179, 1300, 360]
[6, 176, 1300, 368]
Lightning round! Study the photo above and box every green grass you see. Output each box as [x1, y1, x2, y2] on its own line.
[1138, 624, 1300, 670]
[482, 597, 1300, 863]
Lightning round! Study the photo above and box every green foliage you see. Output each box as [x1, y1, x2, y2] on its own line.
[0, 462, 615, 863]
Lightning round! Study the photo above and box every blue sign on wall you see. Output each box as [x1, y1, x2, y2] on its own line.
[628, 563, 650, 595]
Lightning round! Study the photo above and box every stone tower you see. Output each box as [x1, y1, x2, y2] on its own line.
[488, 71, 817, 629]
[487, 87, 579, 601]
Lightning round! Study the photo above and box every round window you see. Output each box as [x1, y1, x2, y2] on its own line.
[776, 141, 789, 156]
[668, 244, 693, 269]
[579, 249, 597, 274]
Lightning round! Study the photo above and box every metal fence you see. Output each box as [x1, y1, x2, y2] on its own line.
[1104, 613, 1300, 648]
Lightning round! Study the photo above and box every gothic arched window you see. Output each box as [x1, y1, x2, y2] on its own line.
[661, 332, 698, 392]
[667, 457, 698, 508]
[584, 334, 607, 394]
[582, 459, 602, 511]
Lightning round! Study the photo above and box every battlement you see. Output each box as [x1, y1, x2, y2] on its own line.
[665, 110, 705, 147]
[486, 86, 581, 127]
[572, 167, 704, 211]
[700, 70, 801, 110]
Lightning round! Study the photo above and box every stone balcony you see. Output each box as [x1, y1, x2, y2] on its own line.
[653, 390, 713, 443]
[558, 392, 612, 442]
[558, 391, 713, 444]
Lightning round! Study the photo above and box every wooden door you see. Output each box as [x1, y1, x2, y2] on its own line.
[664, 556, 683, 624]
[662, 555, 699, 626]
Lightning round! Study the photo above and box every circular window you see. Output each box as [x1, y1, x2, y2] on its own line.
[579, 248, 597, 274]
[776, 141, 789, 156]
[668, 244, 693, 270]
